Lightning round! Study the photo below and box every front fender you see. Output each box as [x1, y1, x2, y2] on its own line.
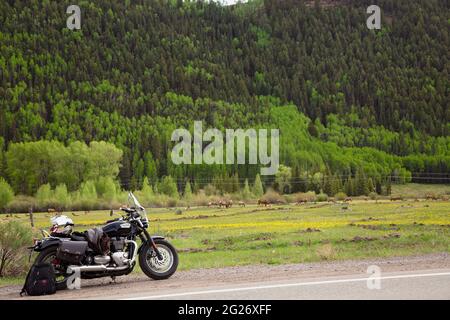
[137, 235, 165, 254]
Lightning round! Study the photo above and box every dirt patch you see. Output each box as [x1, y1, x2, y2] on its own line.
[343, 233, 402, 243]
[349, 224, 400, 231]
[254, 234, 272, 241]
[306, 204, 330, 209]
[350, 236, 378, 242]
[299, 228, 321, 233]
[178, 247, 216, 253]
[154, 214, 217, 222]
[250, 207, 291, 213]
[359, 217, 380, 222]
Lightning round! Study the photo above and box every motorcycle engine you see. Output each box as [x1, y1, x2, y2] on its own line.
[91, 238, 128, 265]
[111, 238, 126, 251]
[111, 252, 129, 266]
[110, 238, 128, 266]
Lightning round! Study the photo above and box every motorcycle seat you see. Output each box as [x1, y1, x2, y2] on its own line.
[70, 231, 87, 241]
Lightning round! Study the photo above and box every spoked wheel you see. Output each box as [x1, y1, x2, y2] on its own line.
[139, 239, 178, 280]
[35, 246, 69, 290]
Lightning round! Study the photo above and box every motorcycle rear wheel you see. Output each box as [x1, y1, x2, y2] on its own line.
[35, 246, 68, 290]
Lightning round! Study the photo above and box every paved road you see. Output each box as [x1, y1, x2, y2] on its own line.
[2, 254, 449, 300]
[117, 269, 450, 300]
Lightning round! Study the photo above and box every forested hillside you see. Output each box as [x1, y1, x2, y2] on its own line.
[0, 0, 449, 197]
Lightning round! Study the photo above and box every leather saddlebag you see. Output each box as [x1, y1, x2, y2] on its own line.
[56, 241, 88, 265]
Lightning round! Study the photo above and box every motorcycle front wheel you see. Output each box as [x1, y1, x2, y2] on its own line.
[139, 239, 178, 280]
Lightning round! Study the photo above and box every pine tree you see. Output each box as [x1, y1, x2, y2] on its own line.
[253, 174, 264, 197]
[355, 169, 369, 196]
[344, 178, 355, 196]
[367, 178, 375, 193]
[386, 179, 392, 196]
[375, 178, 382, 194]
[242, 179, 252, 200]
[323, 173, 333, 196]
[184, 180, 193, 200]
[144, 152, 157, 185]
[232, 173, 240, 193]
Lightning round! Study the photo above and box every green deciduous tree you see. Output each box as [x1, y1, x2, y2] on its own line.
[158, 176, 178, 198]
[35, 183, 53, 209]
[0, 178, 14, 212]
[275, 165, 292, 194]
[54, 184, 70, 210]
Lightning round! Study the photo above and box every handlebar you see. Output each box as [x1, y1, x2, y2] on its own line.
[120, 207, 135, 214]
[120, 207, 141, 219]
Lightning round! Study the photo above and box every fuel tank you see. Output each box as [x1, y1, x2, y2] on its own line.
[102, 220, 132, 237]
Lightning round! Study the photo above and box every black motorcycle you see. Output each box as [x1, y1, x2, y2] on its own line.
[30, 192, 178, 290]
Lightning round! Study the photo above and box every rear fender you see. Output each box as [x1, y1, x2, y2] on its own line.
[32, 237, 62, 252]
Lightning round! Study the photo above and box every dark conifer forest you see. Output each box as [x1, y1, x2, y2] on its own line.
[0, 0, 449, 199]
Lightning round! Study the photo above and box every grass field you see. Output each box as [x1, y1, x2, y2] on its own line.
[1, 198, 449, 284]
[391, 183, 450, 198]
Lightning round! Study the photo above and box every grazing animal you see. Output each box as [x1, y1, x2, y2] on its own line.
[47, 208, 55, 213]
[238, 201, 246, 207]
[296, 199, 307, 205]
[344, 197, 352, 203]
[208, 201, 218, 208]
[219, 199, 233, 208]
[390, 196, 402, 201]
[258, 199, 271, 207]
[425, 194, 438, 201]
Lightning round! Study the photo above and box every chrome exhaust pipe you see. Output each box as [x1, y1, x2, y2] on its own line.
[67, 264, 129, 273]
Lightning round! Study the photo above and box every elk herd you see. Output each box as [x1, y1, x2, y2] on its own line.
[208, 199, 239, 208]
